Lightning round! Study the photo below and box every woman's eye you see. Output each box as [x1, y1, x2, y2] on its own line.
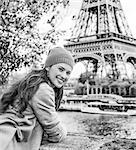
[58, 67, 64, 72]
[66, 71, 71, 76]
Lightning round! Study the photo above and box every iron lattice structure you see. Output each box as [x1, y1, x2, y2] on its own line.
[64, 0, 136, 81]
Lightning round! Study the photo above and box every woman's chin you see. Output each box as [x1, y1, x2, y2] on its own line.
[56, 85, 63, 88]
[54, 83, 63, 88]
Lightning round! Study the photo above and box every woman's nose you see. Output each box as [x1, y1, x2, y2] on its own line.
[61, 72, 69, 80]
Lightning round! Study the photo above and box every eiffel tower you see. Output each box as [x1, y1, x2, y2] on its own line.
[64, 0, 136, 82]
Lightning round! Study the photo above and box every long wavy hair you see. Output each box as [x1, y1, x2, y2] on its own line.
[0, 68, 63, 113]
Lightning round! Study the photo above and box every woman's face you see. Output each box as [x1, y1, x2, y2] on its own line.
[48, 63, 72, 88]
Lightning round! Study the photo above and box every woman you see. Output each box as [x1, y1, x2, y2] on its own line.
[0, 47, 75, 150]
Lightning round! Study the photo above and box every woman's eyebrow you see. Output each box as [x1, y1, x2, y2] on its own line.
[58, 65, 65, 69]
[59, 66, 64, 69]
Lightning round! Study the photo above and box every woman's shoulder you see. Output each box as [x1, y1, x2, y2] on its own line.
[31, 82, 55, 106]
[36, 82, 54, 95]
[39, 82, 52, 89]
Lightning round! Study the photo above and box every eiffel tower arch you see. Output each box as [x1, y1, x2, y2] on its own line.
[64, 0, 136, 84]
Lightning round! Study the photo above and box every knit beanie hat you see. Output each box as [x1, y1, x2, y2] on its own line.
[45, 47, 75, 68]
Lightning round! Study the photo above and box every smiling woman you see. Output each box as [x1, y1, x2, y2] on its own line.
[0, 47, 75, 150]
[45, 47, 74, 88]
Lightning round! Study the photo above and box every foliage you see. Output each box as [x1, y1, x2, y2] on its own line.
[78, 71, 96, 86]
[74, 83, 85, 95]
[0, 0, 69, 84]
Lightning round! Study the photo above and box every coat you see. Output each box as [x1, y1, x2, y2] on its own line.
[0, 82, 67, 150]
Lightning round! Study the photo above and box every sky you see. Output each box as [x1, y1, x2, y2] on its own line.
[120, 0, 136, 38]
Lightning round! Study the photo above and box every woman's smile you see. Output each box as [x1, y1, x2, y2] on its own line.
[56, 76, 66, 84]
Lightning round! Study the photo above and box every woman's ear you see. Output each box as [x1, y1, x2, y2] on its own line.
[45, 67, 50, 77]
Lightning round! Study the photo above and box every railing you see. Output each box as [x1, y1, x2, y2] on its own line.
[65, 32, 136, 45]
[63, 94, 136, 104]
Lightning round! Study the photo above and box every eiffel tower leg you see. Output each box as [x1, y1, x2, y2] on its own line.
[101, 53, 107, 77]
[121, 53, 130, 81]
[114, 52, 120, 80]
[130, 58, 136, 70]
[82, 60, 90, 96]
